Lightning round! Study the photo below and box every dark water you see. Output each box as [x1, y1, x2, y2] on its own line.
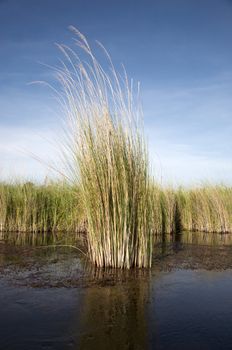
[1, 232, 232, 350]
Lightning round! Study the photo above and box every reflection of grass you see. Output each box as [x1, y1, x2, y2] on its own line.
[78, 273, 150, 349]
[178, 231, 232, 246]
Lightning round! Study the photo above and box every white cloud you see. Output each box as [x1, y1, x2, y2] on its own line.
[0, 125, 62, 182]
[0, 73, 231, 185]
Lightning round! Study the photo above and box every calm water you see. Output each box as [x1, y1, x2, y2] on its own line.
[1, 232, 232, 350]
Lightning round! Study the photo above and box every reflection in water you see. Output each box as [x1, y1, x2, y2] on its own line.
[178, 231, 232, 246]
[1, 232, 232, 349]
[154, 231, 232, 246]
[2, 231, 84, 246]
[4, 230, 232, 249]
[78, 269, 151, 350]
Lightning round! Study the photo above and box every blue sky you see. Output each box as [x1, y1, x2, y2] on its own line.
[0, 0, 232, 185]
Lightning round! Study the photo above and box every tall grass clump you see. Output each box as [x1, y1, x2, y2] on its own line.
[56, 28, 154, 268]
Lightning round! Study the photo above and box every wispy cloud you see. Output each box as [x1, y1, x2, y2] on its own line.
[143, 74, 232, 185]
[0, 124, 62, 181]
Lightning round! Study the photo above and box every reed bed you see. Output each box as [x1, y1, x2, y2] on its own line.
[1, 183, 231, 236]
[176, 186, 232, 233]
[0, 181, 84, 235]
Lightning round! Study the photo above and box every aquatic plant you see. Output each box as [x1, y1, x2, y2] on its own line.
[0, 182, 232, 244]
[176, 185, 232, 233]
[0, 181, 84, 235]
[56, 28, 154, 268]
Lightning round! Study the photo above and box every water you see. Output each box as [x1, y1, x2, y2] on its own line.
[1, 232, 232, 349]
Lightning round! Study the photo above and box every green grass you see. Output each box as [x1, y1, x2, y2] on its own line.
[176, 185, 232, 233]
[1, 182, 231, 236]
[0, 181, 84, 235]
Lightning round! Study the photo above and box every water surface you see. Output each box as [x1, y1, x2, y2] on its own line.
[1, 232, 232, 350]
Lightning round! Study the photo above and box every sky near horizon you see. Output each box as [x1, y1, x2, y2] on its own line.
[0, 0, 232, 185]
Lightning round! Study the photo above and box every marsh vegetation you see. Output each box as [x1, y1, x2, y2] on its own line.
[1, 182, 231, 235]
[1, 29, 232, 268]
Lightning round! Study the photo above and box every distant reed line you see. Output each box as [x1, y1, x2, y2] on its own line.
[1, 182, 231, 235]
